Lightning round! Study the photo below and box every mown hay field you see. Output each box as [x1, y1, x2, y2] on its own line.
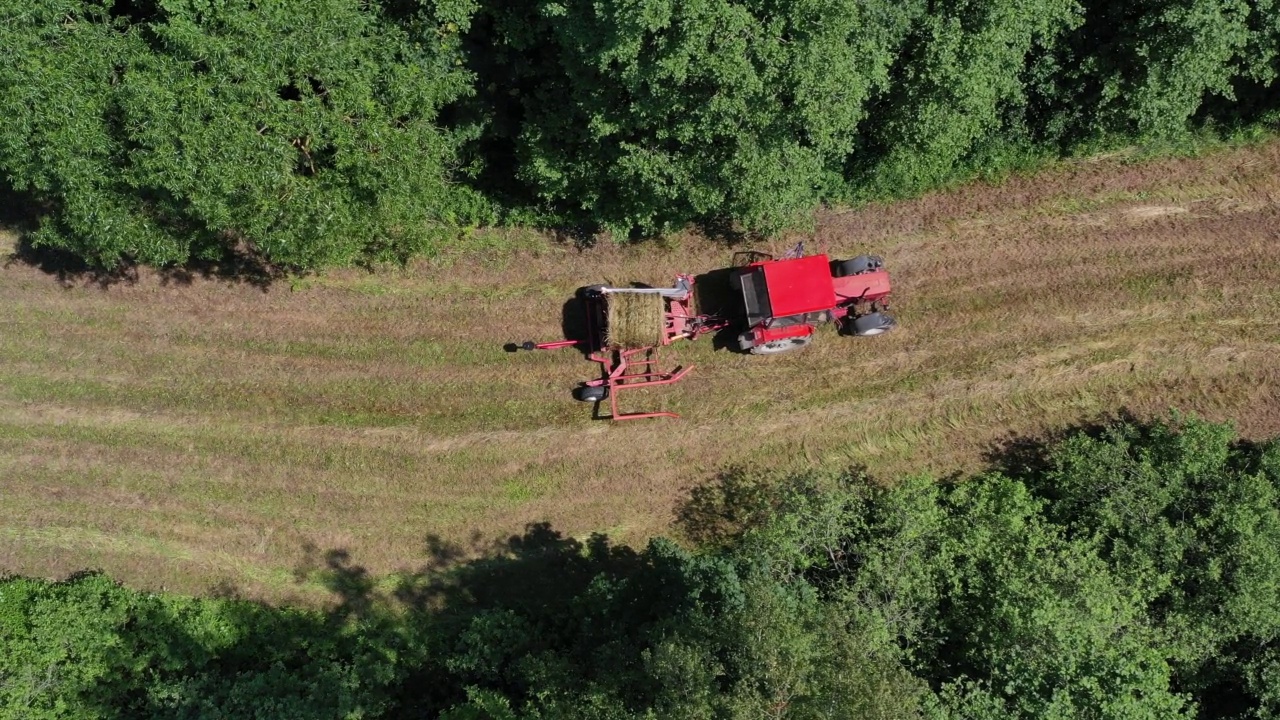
[3, 142, 1280, 603]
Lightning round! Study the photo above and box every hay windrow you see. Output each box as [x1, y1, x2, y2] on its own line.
[605, 292, 665, 348]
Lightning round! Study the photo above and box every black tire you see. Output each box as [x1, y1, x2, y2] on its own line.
[577, 284, 607, 299]
[748, 335, 813, 355]
[852, 312, 895, 336]
[834, 255, 883, 277]
[574, 385, 608, 402]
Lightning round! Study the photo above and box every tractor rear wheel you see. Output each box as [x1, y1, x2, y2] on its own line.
[852, 312, 896, 336]
[574, 385, 608, 402]
[748, 335, 813, 355]
[834, 255, 883, 277]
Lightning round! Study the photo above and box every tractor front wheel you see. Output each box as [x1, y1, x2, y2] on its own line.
[851, 312, 896, 336]
[748, 335, 813, 355]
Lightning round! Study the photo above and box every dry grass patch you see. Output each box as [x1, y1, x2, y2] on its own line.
[3, 141, 1280, 603]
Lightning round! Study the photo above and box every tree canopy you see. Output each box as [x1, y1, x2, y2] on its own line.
[0, 0, 1278, 268]
[0, 0, 488, 269]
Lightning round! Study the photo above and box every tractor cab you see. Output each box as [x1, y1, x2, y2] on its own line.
[733, 250, 895, 354]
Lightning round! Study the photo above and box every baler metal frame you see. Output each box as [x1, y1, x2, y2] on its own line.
[577, 278, 727, 420]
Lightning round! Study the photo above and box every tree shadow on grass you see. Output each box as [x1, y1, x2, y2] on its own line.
[979, 408, 1174, 483]
[674, 466, 782, 549]
[0, 183, 284, 290]
[4, 234, 285, 292]
[290, 523, 645, 620]
[22, 524, 651, 718]
[3, 235, 126, 289]
[981, 407, 1278, 506]
[0, 188, 116, 287]
[281, 522, 655, 716]
[695, 216, 774, 248]
[152, 243, 287, 291]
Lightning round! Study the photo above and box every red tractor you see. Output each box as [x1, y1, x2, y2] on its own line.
[731, 249, 895, 354]
[515, 245, 895, 419]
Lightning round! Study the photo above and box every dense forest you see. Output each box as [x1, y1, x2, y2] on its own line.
[5, 415, 1280, 718]
[1, 0, 1278, 269]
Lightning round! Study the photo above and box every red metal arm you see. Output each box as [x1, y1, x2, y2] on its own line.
[517, 340, 581, 351]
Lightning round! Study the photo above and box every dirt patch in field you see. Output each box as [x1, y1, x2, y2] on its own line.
[3, 141, 1280, 602]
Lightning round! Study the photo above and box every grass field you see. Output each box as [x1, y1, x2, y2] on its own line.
[4, 141, 1280, 604]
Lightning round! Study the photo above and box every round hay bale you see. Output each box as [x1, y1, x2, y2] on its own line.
[604, 292, 665, 348]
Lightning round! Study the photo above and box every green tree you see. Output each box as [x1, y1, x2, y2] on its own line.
[734, 471, 1192, 719]
[0, 0, 486, 270]
[853, 0, 1083, 196]
[1028, 0, 1280, 145]
[474, 0, 921, 237]
[1035, 417, 1280, 707]
[924, 476, 1191, 719]
[0, 571, 412, 719]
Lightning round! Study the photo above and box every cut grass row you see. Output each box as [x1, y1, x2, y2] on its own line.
[2, 140, 1280, 603]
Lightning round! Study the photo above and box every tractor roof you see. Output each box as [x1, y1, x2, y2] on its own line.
[759, 254, 836, 317]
